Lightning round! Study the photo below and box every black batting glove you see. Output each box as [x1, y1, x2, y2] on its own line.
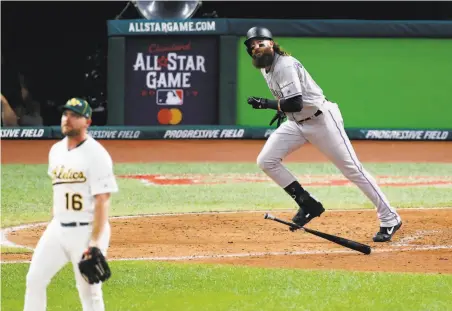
[269, 111, 286, 128]
[247, 97, 268, 109]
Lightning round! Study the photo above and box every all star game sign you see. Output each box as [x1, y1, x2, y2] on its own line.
[124, 36, 219, 125]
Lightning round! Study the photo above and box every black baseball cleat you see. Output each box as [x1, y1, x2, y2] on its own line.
[373, 221, 403, 242]
[292, 193, 325, 227]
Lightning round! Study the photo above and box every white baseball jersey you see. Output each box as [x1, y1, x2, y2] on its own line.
[48, 136, 118, 223]
[261, 54, 326, 121]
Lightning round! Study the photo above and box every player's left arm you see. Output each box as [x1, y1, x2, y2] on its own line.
[248, 63, 303, 112]
[88, 150, 119, 247]
[90, 193, 110, 248]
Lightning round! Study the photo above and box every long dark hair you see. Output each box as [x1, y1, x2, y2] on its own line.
[273, 42, 291, 56]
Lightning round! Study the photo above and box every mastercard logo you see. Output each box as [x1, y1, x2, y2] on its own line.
[157, 108, 182, 125]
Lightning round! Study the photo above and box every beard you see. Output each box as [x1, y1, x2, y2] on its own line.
[62, 126, 80, 137]
[252, 47, 274, 69]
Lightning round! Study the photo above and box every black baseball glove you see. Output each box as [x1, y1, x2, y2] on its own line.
[78, 247, 111, 284]
[269, 111, 286, 128]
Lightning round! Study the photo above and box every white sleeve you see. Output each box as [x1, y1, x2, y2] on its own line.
[89, 149, 119, 196]
[278, 62, 303, 99]
[47, 155, 52, 176]
[47, 145, 55, 176]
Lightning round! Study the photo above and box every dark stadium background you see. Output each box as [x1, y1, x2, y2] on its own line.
[2, 1, 451, 125]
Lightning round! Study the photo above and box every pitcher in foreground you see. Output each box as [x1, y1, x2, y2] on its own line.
[23, 98, 118, 311]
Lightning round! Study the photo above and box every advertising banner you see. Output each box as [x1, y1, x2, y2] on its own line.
[236, 37, 452, 129]
[124, 36, 219, 125]
[0, 127, 52, 139]
[2, 126, 451, 141]
[107, 19, 452, 38]
[108, 19, 225, 36]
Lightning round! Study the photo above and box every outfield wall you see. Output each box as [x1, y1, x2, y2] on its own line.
[236, 37, 452, 128]
[1, 126, 451, 141]
[5, 20, 451, 141]
[106, 18, 452, 134]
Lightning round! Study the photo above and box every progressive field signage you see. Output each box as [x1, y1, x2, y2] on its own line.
[1, 127, 451, 141]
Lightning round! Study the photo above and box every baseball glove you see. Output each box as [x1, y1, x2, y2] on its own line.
[269, 111, 286, 128]
[78, 247, 111, 284]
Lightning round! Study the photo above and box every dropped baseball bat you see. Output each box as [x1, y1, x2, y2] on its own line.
[264, 213, 372, 255]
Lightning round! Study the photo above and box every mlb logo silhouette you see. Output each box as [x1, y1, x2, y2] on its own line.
[157, 89, 184, 106]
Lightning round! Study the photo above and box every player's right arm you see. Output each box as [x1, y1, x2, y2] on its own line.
[48, 145, 55, 176]
[48, 143, 59, 217]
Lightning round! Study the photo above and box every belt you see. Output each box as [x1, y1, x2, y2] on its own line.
[61, 222, 91, 227]
[297, 110, 323, 123]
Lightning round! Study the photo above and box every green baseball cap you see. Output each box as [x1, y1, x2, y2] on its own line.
[62, 97, 92, 118]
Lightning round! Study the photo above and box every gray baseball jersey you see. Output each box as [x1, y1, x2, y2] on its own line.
[257, 53, 401, 228]
[261, 54, 326, 121]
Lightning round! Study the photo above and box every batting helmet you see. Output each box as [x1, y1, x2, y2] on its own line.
[244, 27, 273, 47]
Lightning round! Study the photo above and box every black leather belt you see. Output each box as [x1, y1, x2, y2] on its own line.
[297, 110, 323, 123]
[61, 222, 91, 227]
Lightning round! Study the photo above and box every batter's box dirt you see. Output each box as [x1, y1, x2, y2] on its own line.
[118, 174, 452, 187]
[5, 209, 452, 274]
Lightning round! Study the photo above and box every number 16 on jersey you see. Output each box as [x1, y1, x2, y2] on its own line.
[65, 193, 83, 211]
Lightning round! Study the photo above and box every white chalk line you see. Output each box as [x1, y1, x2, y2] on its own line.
[2, 208, 452, 264]
[3, 244, 452, 265]
[392, 229, 442, 247]
[1, 222, 46, 250]
[2, 207, 451, 248]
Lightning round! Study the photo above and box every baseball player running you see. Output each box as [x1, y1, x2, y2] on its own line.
[23, 98, 118, 311]
[244, 27, 402, 242]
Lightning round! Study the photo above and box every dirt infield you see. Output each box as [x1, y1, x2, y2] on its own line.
[4, 209, 452, 273]
[2, 140, 452, 274]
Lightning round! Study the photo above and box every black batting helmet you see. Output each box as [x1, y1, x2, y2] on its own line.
[244, 27, 273, 47]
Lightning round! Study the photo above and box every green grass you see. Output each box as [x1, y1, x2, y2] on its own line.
[2, 162, 452, 311]
[2, 261, 452, 311]
[1, 247, 32, 254]
[2, 163, 452, 227]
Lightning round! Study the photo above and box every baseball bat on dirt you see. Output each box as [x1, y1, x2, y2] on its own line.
[264, 213, 372, 255]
